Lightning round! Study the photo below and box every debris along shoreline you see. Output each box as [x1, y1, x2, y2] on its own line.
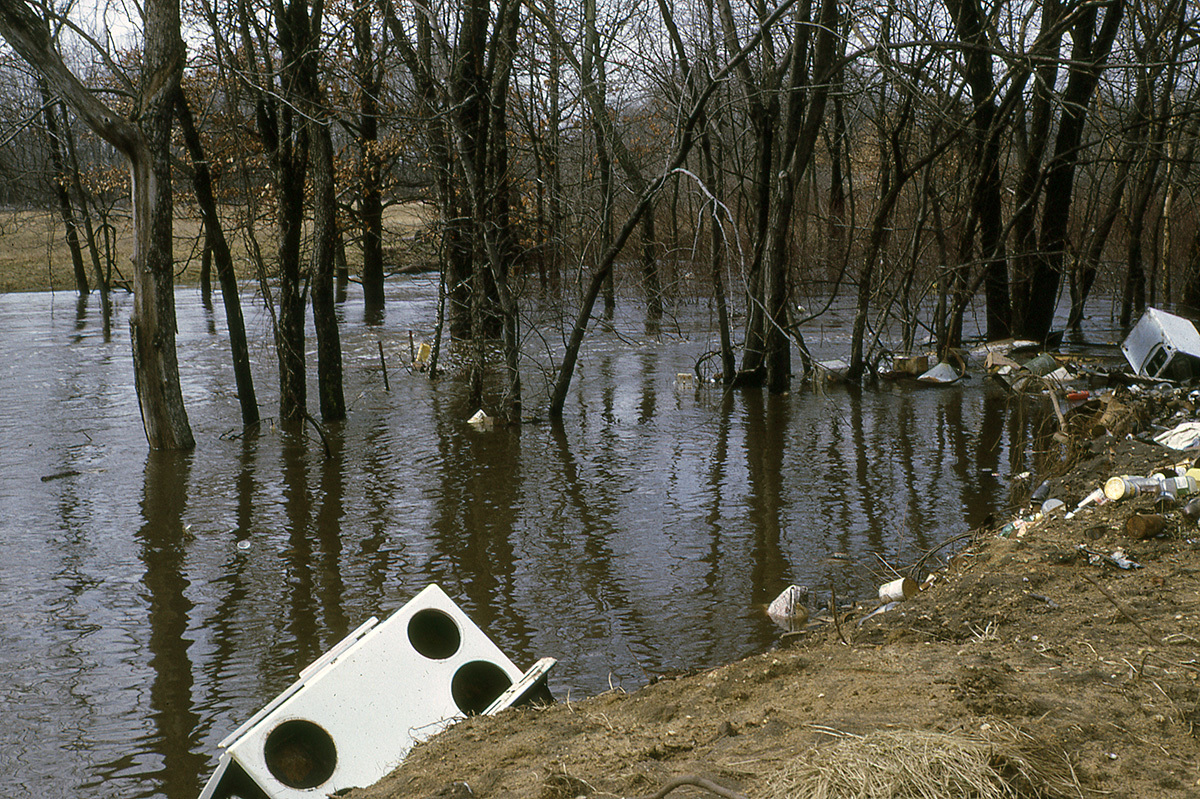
[347, 345, 1200, 798]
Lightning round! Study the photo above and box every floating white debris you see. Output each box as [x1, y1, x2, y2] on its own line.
[767, 585, 809, 632]
[917, 361, 962, 385]
[467, 409, 494, 431]
[816, 359, 850, 382]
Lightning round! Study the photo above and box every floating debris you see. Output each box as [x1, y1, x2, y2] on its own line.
[467, 409, 494, 431]
[413, 341, 432, 370]
[767, 585, 810, 632]
[815, 359, 851, 382]
[917, 361, 962, 385]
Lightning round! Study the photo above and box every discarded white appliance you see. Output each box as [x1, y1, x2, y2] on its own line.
[1121, 307, 1200, 381]
[198, 584, 555, 799]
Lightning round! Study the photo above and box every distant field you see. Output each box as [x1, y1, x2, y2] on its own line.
[0, 202, 433, 294]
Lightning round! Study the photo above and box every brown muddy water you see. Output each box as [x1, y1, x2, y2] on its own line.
[0, 278, 1122, 798]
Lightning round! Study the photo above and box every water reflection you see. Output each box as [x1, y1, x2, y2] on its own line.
[0, 285, 1123, 799]
[136, 452, 206, 798]
[427, 390, 529, 646]
[744, 390, 790, 608]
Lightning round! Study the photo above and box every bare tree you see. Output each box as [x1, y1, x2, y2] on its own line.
[0, 0, 194, 449]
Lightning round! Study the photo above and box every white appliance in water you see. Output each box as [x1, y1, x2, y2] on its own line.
[198, 584, 555, 799]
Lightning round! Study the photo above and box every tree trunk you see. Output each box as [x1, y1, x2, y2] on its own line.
[945, 0, 1010, 340]
[1020, 0, 1125, 340]
[174, 87, 259, 427]
[60, 100, 110, 331]
[134, 0, 195, 449]
[1008, 0, 1064, 334]
[311, 120, 347, 421]
[38, 81, 88, 295]
[0, 0, 194, 449]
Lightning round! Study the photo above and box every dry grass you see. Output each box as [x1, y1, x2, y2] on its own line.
[0, 202, 432, 294]
[765, 728, 1074, 799]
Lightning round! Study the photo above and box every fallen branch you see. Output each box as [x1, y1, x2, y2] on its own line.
[1083, 574, 1159, 645]
[303, 412, 333, 460]
[630, 775, 749, 799]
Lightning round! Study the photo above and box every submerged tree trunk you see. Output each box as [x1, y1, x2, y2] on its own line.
[0, 0, 194, 450]
[310, 120, 346, 421]
[174, 87, 259, 427]
[354, 6, 386, 317]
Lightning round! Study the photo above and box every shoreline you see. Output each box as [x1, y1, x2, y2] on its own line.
[347, 391, 1200, 798]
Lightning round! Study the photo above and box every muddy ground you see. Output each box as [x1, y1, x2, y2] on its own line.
[348, 385, 1200, 799]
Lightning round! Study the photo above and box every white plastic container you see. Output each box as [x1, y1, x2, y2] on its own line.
[878, 577, 917, 603]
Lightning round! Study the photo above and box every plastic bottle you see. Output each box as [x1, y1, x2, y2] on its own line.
[1158, 474, 1198, 499]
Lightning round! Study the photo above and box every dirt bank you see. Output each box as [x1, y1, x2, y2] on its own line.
[349, 388, 1200, 799]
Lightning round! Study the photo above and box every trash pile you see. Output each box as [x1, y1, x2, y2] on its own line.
[963, 311, 1200, 579]
[789, 307, 1200, 635]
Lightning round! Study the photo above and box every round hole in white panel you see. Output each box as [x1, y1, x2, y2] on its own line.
[451, 660, 513, 715]
[263, 719, 338, 789]
[408, 608, 461, 659]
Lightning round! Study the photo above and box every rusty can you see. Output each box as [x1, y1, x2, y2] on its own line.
[1124, 514, 1166, 540]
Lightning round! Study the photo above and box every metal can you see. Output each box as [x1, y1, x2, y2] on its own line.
[1104, 475, 1162, 501]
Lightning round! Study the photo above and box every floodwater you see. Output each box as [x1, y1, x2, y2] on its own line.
[0, 278, 1119, 798]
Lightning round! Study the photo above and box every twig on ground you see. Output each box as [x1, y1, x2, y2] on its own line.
[630, 775, 749, 799]
[1083, 574, 1159, 645]
[830, 586, 849, 646]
